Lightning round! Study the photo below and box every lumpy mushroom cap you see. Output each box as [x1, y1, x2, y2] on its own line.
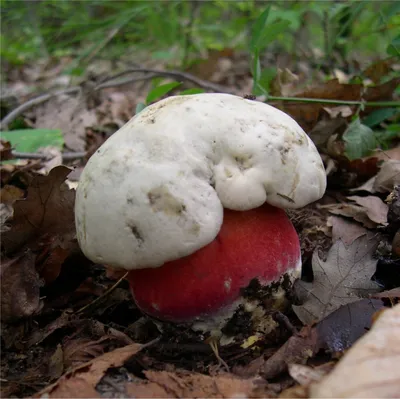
[75, 93, 326, 270]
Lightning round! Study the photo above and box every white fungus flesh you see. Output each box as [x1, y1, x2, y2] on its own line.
[75, 93, 326, 270]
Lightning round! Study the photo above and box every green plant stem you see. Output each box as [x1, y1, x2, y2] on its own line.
[266, 96, 400, 107]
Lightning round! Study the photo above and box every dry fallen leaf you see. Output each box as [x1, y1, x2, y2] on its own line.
[280, 363, 335, 398]
[48, 344, 65, 381]
[326, 195, 388, 228]
[315, 299, 385, 353]
[293, 235, 381, 325]
[327, 215, 368, 246]
[373, 159, 400, 192]
[323, 105, 353, 119]
[35, 343, 143, 398]
[372, 287, 400, 301]
[34, 94, 97, 152]
[278, 77, 400, 132]
[0, 139, 13, 160]
[373, 147, 400, 161]
[288, 363, 328, 386]
[261, 326, 319, 379]
[0, 184, 25, 233]
[0, 251, 43, 322]
[308, 117, 347, 149]
[353, 159, 400, 193]
[2, 165, 75, 254]
[37, 146, 63, 175]
[63, 337, 108, 370]
[347, 195, 388, 225]
[96, 91, 133, 128]
[309, 304, 400, 398]
[125, 369, 273, 398]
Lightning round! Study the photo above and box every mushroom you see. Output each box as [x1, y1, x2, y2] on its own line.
[75, 93, 326, 337]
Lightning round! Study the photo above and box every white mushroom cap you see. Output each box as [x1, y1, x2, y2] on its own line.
[75, 93, 326, 270]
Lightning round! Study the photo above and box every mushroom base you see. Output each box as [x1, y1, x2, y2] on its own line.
[128, 204, 302, 336]
[190, 262, 301, 344]
[130, 262, 301, 345]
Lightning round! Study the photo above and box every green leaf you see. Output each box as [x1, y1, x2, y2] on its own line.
[250, 6, 271, 52]
[387, 35, 400, 57]
[343, 118, 377, 160]
[362, 108, 399, 127]
[135, 102, 147, 115]
[375, 124, 400, 149]
[146, 81, 182, 104]
[253, 67, 277, 95]
[384, 2, 400, 19]
[251, 52, 265, 94]
[255, 20, 292, 52]
[151, 50, 175, 60]
[0, 129, 64, 153]
[179, 88, 206, 95]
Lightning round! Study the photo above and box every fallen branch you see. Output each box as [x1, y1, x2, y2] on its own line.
[0, 87, 81, 130]
[98, 67, 233, 93]
[94, 73, 160, 90]
[12, 151, 86, 161]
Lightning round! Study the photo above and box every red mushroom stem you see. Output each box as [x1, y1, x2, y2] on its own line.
[128, 204, 301, 325]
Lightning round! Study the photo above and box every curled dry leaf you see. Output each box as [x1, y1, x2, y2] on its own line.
[353, 159, 400, 193]
[309, 304, 400, 398]
[347, 195, 388, 225]
[261, 326, 319, 379]
[326, 195, 388, 228]
[0, 251, 43, 322]
[308, 117, 347, 149]
[293, 235, 381, 325]
[374, 160, 400, 192]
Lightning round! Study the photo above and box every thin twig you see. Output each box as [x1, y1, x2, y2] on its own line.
[268, 95, 400, 107]
[0, 87, 81, 129]
[11, 151, 86, 160]
[98, 68, 233, 93]
[76, 271, 129, 314]
[95, 73, 159, 90]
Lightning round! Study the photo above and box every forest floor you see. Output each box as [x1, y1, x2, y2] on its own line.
[1, 49, 399, 398]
